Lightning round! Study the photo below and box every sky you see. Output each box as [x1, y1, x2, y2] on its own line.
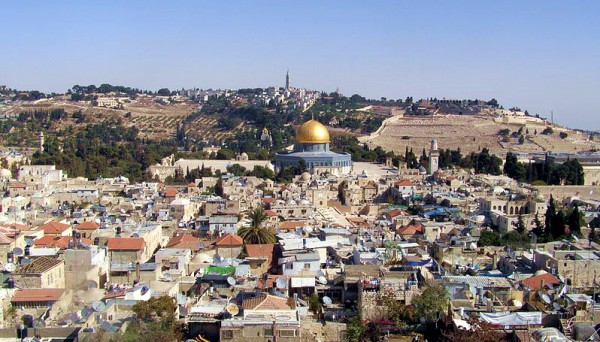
[1, 1, 599, 130]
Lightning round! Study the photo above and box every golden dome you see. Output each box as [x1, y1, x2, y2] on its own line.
[296, 119, 330, 143]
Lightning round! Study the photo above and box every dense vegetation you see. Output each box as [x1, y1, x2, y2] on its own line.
[32, 120, 175, 182]
[503, 152, 584, 185]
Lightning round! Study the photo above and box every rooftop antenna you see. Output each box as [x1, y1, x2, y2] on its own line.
[551, 110, 554, 124]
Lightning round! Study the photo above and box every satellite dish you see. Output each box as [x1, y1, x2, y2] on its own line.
[553, 302, 562, 311]
[87, 280, 98, 289]
[227, 277, 236, 286]
[20, 258, 31, 265]
[12, 248, 23, 256]
[198, 242, 205, 249]
[226, 303, 239, 316]
[92, 301, 107, 313]
[322, 296, 333, 306]
[4, 263, 17, 272]
[25, 238, 34, 247]
[541, 294, 552, 304]
[318, 276, 328, 285]
[275, 278, 287, 289]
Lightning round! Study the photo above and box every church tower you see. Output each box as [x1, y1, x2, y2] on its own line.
[429, 139, 439, 174]
[39, 131, 44, 153]
[285, 70, 290, 90]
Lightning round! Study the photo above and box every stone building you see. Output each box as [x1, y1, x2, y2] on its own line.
[12, 257, 65, 289]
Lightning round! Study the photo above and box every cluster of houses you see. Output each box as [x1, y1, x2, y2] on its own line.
[0, 158, 598, 341]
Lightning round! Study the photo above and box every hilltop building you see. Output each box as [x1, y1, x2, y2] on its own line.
[274, 119, 352, 175]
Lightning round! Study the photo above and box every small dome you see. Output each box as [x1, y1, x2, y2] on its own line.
[286, 199, 297, 206]
[301, 172, 311, 181]
[265, 162, 275, 171]
[0, 169, 12, 178]
[296, 119, 330, 143]
[298, 199, 310, 206]
[241, 152, 248, 157]
[418, 165, 427, 174]
[534, 270, 548, 276]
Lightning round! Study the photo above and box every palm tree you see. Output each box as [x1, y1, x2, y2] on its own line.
[238, 208, 277, 245]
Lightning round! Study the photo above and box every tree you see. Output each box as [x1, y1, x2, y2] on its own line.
[503, 152, 526, 182]
[478, 230, 502, 247]
[442, 317, 503, 342]
[238, 208, 277, 244]
[541, 127, 554, 135]
[567, 204, 582, 235]
[120, 295, 182, 342]
[515, 212, 526, 234]
[157, 88, 171, 96]
[545, 196, 555, 238]
[411, 285, 449, 322]
[216, 148, 234, 160]
[226, 163, 247, 176]
[251, 165, 274, 180]
[487, 98, 499, 107]
[532, 213, 545, 239]
[214, 177, 224, 197]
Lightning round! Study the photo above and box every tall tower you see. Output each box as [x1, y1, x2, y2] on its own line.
[429, 139, 439, 174]
[285, 70, 290, 90]
[39, 131, 44, 153]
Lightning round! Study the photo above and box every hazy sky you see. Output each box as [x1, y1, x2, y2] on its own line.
[1, 1, 599, 130]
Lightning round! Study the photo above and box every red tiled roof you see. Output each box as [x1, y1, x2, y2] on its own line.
[387, 209, 409, 218]
[245, 244, 275, 265]
[6, 223, 32, 231]
[164, 188, 178, 198]
[264, 210, 277, 217]
[262, 198, 275, 204]
[34, 235, 93, 249]
[278, 221, 304, 230]
[39, 221, 70, 235]
[242, 294, 294, 310]
[396, 223, 424, 235]
[8, 182, 27, 188]
[12, 289, 65, 302]
[214, 233, 243, 246]
[522, 273, 561, 290]
[395, 179, 414, 186]
[106, 237, 145, 250]
[75, 221, 100, 230]
[0, 232, 14, 244]
[166, 233, 200, 250]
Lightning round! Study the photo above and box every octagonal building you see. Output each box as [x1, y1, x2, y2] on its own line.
[274, 119, 352, 175]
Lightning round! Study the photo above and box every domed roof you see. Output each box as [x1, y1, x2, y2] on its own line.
[301, 172, 311, 181]
[0, 169, 12, 178]
[296, 119, 330, 143]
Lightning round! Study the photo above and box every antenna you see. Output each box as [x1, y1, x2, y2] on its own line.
[551, 110, 554, 124]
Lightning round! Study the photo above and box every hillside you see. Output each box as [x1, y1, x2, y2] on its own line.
[359, 111, 596, 156]
[1, 93, 595, 158]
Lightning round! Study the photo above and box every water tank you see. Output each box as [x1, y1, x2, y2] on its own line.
[7, 278, 14, 289]
[24, 246, 30, 256]
[93, 237, 100, 245]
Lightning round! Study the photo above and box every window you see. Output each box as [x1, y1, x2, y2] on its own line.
[264, 328, 274, 337]
[304, 263, 311, 270]
[221, 330, 234, 339]
[279, 330, 296, 337]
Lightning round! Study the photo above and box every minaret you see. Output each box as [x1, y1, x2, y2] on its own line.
[285, 70, 290, 90]
[39, 131, 44, 153]
[429, 139, 439, 174]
